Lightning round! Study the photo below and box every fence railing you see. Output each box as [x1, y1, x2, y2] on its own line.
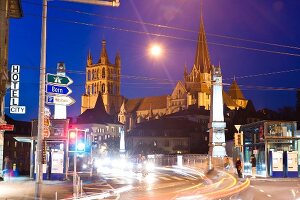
[147, 154, 232, 171]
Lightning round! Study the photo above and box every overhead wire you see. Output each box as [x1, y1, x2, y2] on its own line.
[22, 0, 300, 51]
[6, 2, 299, 58]
[5, 2, 300, 93]
[18, 12, 300, 58]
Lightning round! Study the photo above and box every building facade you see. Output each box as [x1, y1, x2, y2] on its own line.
[0, 0, 22, 177]
[77, 94, 124, 158]
[81, 11, 248, 133]
[81, 40, 123, 115]
[3, 115, 31, 175]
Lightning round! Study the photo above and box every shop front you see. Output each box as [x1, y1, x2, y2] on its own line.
[241, 121, 299, 177]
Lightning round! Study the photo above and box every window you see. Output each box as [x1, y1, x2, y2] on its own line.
[88, 70, 91, 81]
[102, 68, 106, 78]
[102, 84, 105, 93]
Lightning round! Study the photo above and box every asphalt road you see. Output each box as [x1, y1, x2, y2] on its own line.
[227, 178, 300, 200]
[84, 166, 245, 200]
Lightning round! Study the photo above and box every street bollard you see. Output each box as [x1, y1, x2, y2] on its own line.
[55, 191, 58, 200]
[81, 180, 83, 196]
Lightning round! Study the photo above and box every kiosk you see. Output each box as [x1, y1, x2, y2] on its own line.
[285, 151, 298, 177]
[269, 150, 284, 177]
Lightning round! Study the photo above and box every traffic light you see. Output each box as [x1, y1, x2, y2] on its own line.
[76, 130, 86, 152]
[68, 130, 77, 152]
[234, 132, 244, 147]
[68, 129, 86, 152]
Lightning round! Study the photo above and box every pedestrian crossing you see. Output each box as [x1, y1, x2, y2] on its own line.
[82, 173, 200, 196]
[109, 172, 199, 182]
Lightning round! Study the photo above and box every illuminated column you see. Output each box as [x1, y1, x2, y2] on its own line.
[119, 127, 125, 153]
[54, 62, 67, 119]
[208, 65, 226, 157]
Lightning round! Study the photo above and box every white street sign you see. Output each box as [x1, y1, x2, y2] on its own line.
[46, 95, 75, 106]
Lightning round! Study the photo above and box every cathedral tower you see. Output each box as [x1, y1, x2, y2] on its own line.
[81, 40, 123, 115]
[183, 9, 211, 109]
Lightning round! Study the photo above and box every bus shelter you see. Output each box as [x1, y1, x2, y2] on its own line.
[241, 121, 299, 177]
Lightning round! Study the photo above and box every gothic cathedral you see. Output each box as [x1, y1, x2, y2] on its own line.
[81, 12, 248, 132]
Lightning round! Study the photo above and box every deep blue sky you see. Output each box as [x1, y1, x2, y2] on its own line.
[6, 0, 300, 121]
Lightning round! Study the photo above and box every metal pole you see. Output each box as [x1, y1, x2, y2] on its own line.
[73, 152, 77, 198]
[35, 0, 47, 199]
[80, 180, 83, 196]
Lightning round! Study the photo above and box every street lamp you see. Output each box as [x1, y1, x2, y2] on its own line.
[149, 43, 163, 58]
[35, 0, 120, 199]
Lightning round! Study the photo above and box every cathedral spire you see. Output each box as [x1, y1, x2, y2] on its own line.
[194, 3, 211, 73]
[99, 39, 110, 64]
[87, 49, 92, 66]
[115, 50, 121, 67]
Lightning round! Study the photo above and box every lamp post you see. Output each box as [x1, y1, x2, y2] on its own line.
[35, 1, 120, 199]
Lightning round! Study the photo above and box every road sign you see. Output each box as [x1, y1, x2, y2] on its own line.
[46, 84, 72, 96]
[46, 95, 75, 106]
[46, 73, 73, 86]
[44, 127, 50, 138]
[0, 124, 14, 131]
[44, 118, 50, 126]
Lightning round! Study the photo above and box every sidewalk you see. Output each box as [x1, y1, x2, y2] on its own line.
[0, 176, 73, 200]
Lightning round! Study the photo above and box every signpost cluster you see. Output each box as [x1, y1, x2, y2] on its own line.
[46, 73, 74, 106]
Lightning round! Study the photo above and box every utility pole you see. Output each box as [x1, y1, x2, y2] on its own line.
[35, 0, 120, 199]
[35, 0, 47, 199]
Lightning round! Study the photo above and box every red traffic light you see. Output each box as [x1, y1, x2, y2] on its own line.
[69, 131, 76, 139]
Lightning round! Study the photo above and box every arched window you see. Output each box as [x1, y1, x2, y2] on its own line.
[102, 83, 105, 93]
[108, 83, 111, 94]
[88, 70, 91, 81]
[102, 68, 106, 78]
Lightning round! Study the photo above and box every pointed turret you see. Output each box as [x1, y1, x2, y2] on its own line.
[99, 40, 110, 64]
[228, 80, 246, 100]
[115, 51, 121, 67]
[87, 49, 93, 66]
[194, 7, 211, 73]
[184, 63, 188, 81]
[228, 79, 248, 109]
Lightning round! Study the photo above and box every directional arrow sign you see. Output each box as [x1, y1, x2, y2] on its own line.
[46, 95, 76, 106]
[46, 73, 73, 86]
[46, 84, 72, 95]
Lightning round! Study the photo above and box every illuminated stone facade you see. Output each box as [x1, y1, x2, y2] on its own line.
[81, 40, 123, 115]
[81, 13, 248, 132]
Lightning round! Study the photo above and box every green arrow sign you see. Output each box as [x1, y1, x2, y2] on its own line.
[46, 73, 73, 86]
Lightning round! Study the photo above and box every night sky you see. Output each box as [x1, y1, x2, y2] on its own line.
[6, 0, 300, 121]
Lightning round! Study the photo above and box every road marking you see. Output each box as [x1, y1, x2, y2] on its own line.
[159, 176, 172, 181]
[171, 176, 185, 181]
